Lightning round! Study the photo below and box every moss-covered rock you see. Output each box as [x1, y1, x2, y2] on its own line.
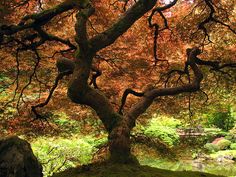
[52, 161, 223, 177]
[216, 139, 231, 150]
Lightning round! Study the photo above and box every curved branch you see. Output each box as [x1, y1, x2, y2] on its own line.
[126, 47, 203, 128]
[148, 0, 178, 65]
[31, 58, 74, 120]
[90, 0, 158, 52]
[31, 70, 72, 120]
[89, 67, 102, 89]
[119, 89, 144, 115]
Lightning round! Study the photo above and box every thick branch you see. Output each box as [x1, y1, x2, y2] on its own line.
[75, 3, 95, 53]
[90, 0, 157, 52]
[35, 27, 76, 49]
[19, 1, 76, 26]
[0, 1, 76, 38]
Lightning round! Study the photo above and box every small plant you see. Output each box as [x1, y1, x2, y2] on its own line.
[52, 111, 81, 133]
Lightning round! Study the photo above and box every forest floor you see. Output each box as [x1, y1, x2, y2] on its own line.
[52, 161, 223, 177]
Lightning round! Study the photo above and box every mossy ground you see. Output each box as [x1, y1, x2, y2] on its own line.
[52, 161, 223, 177]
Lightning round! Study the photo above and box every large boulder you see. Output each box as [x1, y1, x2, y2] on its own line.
[0, 136, 43, 177]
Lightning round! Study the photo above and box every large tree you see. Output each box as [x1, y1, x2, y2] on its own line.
[0, 0, 236, 162]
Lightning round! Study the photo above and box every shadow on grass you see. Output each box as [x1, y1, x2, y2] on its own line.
[52, 161, 224, 177]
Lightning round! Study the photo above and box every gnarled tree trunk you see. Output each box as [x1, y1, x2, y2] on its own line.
[65, 46, 203, 163]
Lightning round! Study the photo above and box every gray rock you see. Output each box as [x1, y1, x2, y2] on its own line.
[0, 136, 43, 177]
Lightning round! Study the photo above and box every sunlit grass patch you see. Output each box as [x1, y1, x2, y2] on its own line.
[31, 135, 108, 177]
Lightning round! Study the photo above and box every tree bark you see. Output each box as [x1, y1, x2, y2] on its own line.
[108, 117, 137, 163]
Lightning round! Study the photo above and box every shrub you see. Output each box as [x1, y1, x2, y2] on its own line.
[216, 139, 232, 150]
[143, 117, 180, 147]
[204, 143, 219, 152]
[225, 134, 236, 143]
[210, 150, 236, 160]
[230, 143, 236, 150]
[229, 125, 236, 141]
[205, 106, 235, 131]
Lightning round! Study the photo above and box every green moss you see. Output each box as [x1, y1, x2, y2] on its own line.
[216, 139, 231, 150]
[51, 162, 223, 177]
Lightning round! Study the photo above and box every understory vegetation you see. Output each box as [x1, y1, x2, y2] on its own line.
[1, 102, 234, 176]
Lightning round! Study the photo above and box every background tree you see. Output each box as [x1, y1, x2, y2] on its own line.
[0, 0, 235, 163]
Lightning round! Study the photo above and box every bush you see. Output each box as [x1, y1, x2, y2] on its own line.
[225, 134, 236, 143]
[216, 139, 232, 150]
[204, 143, 220, 152]
[229, 125, 236, 141]
[205, 106, 235, 131]
[230, 143, 236, 150]
[143, 117, 180, 147]
[210, 150, 236, 160]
